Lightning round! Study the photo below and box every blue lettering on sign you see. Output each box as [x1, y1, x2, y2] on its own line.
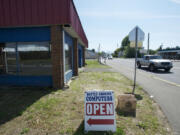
[86, 91, 113, 102]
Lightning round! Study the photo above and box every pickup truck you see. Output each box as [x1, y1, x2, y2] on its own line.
[137, 55, 173, 72]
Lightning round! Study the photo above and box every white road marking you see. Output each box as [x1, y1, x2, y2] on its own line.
[138, 70, 180, 88]
[152, 76, 180, 88]
[110, 61, 180, 88]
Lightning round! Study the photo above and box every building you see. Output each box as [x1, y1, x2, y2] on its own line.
[0, 0, 88, 89]
[118, 51, 124, 57]
[158, 49, 180, 60]
[85, 49, 98, 59]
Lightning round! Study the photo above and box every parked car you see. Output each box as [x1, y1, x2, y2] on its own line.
[137, 55, 173, 72]
[108, 55, 113, 60]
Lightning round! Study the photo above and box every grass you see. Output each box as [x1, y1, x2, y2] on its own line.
[0, 60, 172, 135]
[20, 128, 30, 135]
[86, 60, 109, 68]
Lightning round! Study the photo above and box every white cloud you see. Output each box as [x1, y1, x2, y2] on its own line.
[170, 0, 180, 4]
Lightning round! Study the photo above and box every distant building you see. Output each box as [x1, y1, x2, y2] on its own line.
[158, 49, 180, 60]
[85, 50, 98, 59]
[118, 51, 124, 57]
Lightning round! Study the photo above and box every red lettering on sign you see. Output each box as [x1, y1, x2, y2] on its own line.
[86, 103, 114, 116]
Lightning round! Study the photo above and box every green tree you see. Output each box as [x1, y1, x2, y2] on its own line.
[91, 49, 95, 53]
[149, 49, 157, 55]
[113, 48, 121, 57]
[175, 46, 180, 50]
[124, 46, 135, 58]
[121, 36, 130, 51]
[113, 36, 130, 57]
[124, 46, 141, 58]
[157, 45, 163, 51]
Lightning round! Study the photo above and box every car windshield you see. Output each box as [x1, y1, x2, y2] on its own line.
[149, 56, 162, 59]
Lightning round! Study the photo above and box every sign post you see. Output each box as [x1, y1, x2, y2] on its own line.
[133, 27, 138, 94]
[84, 90, 116, 132]
[129, 26, 145, 94]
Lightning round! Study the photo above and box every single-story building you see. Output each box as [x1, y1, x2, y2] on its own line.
[158, 49, 180, 60]
[85, 49, 98, 59]
[0, 0, 88, 89]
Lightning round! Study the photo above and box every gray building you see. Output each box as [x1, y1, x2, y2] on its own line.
[85, 50, 98, 59]
[158, 49, 180, 60]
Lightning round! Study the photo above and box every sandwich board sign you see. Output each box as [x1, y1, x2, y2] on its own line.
[84, 90, 116, 132]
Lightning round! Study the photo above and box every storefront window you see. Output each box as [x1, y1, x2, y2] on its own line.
[0, 42, 52, 76]
[1, 43, 16, 75]
[65, 44, 72, 72]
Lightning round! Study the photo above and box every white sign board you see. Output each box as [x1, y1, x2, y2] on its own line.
[140, 49, 147, 54]
[84, 90, 116, 132]
[129, 26, 145, 42]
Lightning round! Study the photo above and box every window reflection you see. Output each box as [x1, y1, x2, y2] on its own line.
[0, 42, 52, 76]
[65, 44, 72, 72]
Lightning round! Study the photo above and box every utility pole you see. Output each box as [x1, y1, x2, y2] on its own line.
[98, 44, 101, 63]
[147, 33, 150, 55]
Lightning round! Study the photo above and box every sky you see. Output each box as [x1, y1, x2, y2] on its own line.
[73, 0, 180, 53]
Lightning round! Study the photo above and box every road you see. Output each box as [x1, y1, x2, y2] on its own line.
[106, 58, 180, 135]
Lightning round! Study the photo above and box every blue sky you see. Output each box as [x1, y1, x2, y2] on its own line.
[74, 0, 180, 52]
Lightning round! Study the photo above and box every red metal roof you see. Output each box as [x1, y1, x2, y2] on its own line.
[0, 0, 88, 47]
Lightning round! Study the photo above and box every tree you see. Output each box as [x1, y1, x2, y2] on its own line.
[113, 36, 130, 57]
[91, 49, 95, 53]
[149, 49, 157, 55]
[124, 46, 141, 58]
[121, 36, 130, 51]
[157, 45, 163, 51]
[124, 46, 134, 58]
[113, 48, 121, 57]
[176, 46, 180, 50]
[165, 47, 171, 50]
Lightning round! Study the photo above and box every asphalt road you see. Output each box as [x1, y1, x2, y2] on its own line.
[106, 58, 180, 135]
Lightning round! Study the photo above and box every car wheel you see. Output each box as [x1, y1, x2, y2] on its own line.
[165, 68, 170, 72]
[149, 64, 155, 72]
[137, 62, 141, 69]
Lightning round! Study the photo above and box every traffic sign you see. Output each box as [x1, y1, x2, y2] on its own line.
[84, 90, 116, 132]
[130, 41, 143, 48]
[128, 26, 145, 94]
[129, 26, 145, 42]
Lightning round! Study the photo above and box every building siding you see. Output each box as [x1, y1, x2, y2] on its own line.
[0, 75, 52, 87]
[0, 0, 69, 26]
[0, 0, 88, 47]
[0, 27, 50, 42]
